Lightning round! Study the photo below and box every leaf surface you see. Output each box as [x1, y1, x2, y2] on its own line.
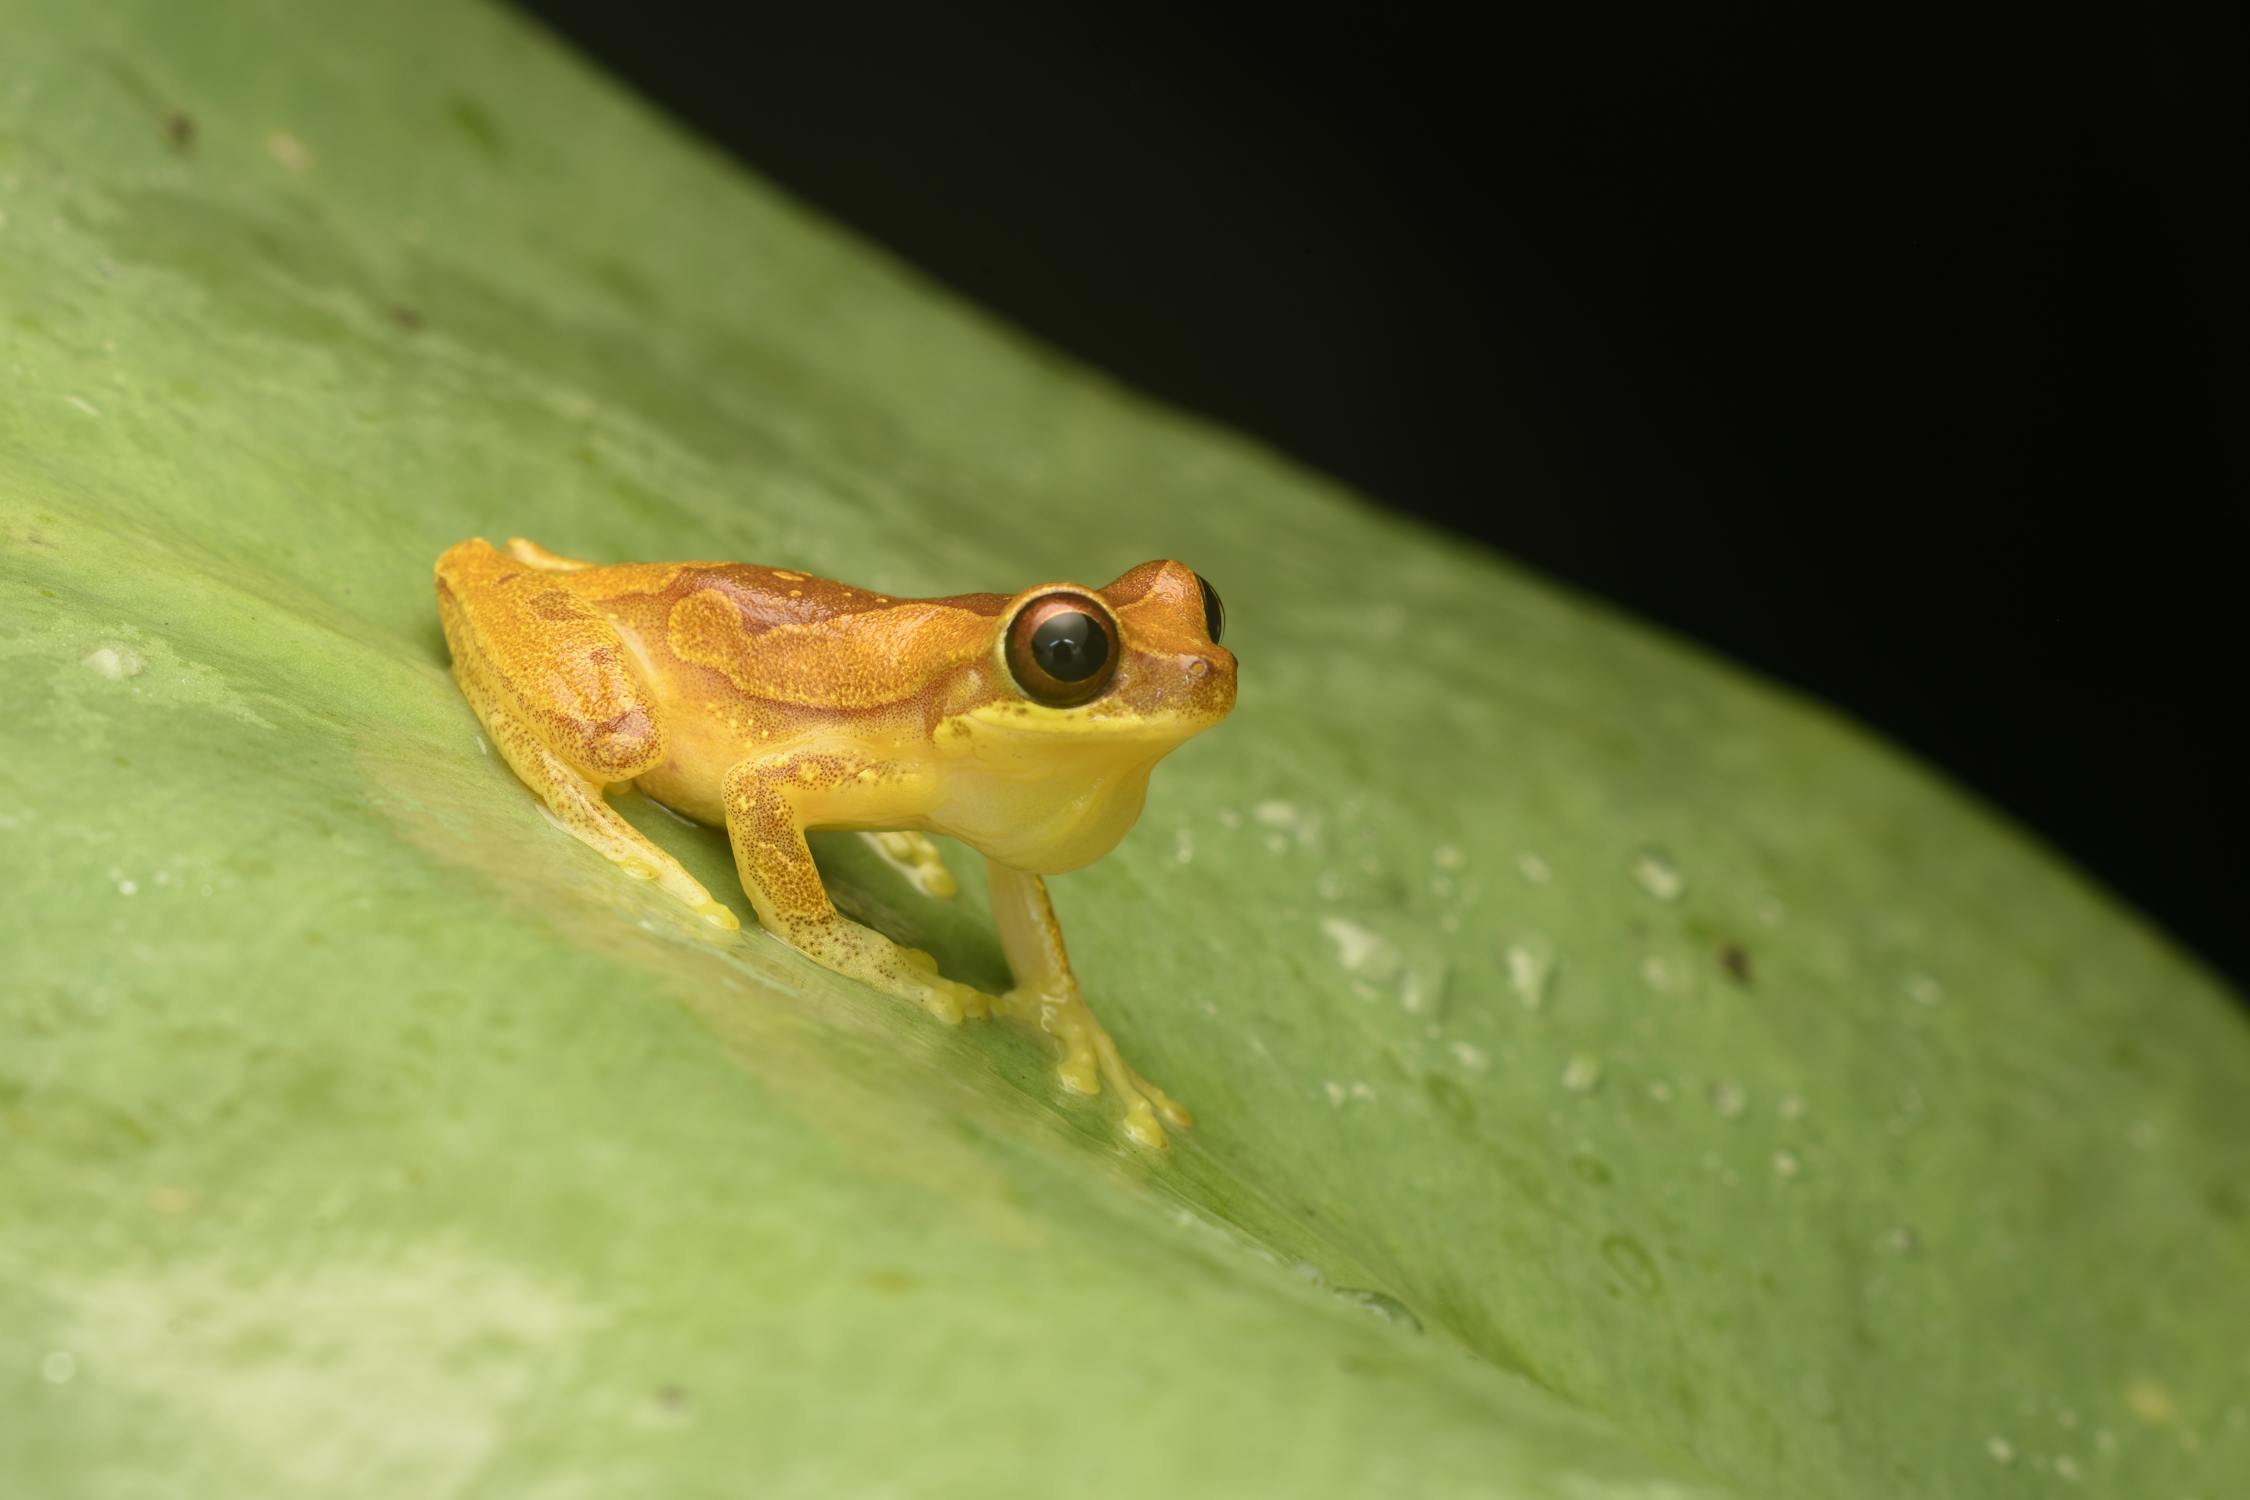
[3, 4, 2246, 1496]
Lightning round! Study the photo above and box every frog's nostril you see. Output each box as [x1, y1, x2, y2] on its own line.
[1187, 658, 1211, 679]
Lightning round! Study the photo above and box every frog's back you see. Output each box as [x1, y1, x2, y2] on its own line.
[556, 554, 1006, 717]
[440, 537, 1016, 717]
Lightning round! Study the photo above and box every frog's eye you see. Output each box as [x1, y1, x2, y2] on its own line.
[1194, 573, 1225, 644]
[1006, 592, 1118, 706]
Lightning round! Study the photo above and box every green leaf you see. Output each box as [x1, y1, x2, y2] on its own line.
[4, 3, 2245, 1495]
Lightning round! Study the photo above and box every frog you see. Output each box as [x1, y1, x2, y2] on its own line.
[434, 536, 1235, 1148]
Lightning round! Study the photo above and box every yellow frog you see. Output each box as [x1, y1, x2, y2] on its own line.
[435, 537, 1235, 1147]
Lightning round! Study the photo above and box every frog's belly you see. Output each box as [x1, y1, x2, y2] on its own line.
[628, 717, 931, 834]
[630, 769, 722, 828]
[928, 764, 1152, 874]
[624, 717, 743, 827]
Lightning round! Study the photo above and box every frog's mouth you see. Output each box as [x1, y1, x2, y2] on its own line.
[1074, 705, 1231, 745]
[956, 699, 1224, 750]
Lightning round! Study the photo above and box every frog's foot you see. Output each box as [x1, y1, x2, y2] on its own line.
[782, 914, 991, 1024]
[499, 750, 736, 934]
[897, 945, 993, 1024]
[604, 842, 740, 931]
[678, 889, 742, 931]
[862, 831, 959, 900]
[999, 984, 1192, 1149]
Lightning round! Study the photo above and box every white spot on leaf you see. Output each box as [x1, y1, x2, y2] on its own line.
[266, 129, 315, 170]
[82, 645, 145, 679]
[1505, 940, 1554, 1010]
[1630, 849, 1683, 902]
[1321, 917, 1398, 981]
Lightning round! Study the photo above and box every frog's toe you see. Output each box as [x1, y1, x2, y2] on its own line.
[692, 898, 741, 932]
[657, 878, 738, 931]
[943, 978, 994, 1023]
[1141, 1078, 1194, 1131]
[1120, 1056, 1192, 1131]
[917, 979, 991, 1026]
[867, 832, 960, 901]
[1120, 1097, 1170, 1151]
[1054, 1047, 1101, 1096]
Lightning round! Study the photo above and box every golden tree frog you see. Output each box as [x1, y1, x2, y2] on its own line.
[435, 537, 1235, 1147]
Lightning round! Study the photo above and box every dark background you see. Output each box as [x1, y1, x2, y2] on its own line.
[518, 1, 2250, 994]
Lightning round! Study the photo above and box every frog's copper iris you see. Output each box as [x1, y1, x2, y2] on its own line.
[1005, 592, 1118, 706]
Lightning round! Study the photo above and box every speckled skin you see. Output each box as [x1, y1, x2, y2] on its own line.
[435, 537, 1235, 1146]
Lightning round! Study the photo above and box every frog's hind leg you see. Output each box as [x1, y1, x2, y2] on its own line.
[436, 542, 739, 931]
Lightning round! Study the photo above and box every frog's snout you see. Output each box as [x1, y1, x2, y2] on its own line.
[1183, 648, 1238, 720]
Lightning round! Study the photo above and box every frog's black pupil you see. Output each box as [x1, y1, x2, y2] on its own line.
[1031, 611, 1109, 682]
[1195, 573, 1225, 644]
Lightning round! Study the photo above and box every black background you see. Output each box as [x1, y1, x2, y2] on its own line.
[517, 1, 2250, 994]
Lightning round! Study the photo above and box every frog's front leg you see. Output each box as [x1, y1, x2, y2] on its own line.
[721, 753, 988, 1023]
[985, 860, 1192, 1150]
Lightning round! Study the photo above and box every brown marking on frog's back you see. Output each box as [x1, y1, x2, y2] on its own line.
[540, 557, 1010, 724]
[681, 563, 1009, 632]
[655, 571, 1005, 712]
